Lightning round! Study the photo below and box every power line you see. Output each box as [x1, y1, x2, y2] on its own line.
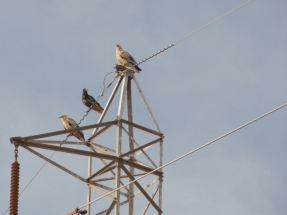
[137, 0, 254, 65]
[173, 0, 254, 45]
[78, 102, 287, 209]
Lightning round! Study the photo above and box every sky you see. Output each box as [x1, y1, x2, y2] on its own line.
[1, 0, 287, 214]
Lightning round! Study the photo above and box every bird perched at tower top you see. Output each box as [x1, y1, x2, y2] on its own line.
[116, 44, 141, 73]
[82, 88, 104, 114]
[59, 114, 85, 142]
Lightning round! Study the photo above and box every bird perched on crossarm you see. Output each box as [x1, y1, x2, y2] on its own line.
[82, 88, 104, 114]
[59, 114, 85, 142]
[116, 44, 141, 73]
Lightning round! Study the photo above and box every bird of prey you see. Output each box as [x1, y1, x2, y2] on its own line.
[82, 88, 104, 114]
[59, 114, 85, 142]
[116, 44, 141, 73]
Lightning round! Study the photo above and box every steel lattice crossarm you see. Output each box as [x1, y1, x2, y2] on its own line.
[10, 69, 164, 215]
[10, 136, 163, 178]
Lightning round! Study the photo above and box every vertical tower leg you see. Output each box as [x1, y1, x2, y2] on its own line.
[158, 140, 163, 214]
[115, 71, 129, 215]
[127, 75, 134, 215]
[87, 147, 92, 215]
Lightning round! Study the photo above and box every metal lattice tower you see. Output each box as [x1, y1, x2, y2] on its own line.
[10, 69, 164, 215]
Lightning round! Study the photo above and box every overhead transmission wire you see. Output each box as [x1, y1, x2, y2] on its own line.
[136, 0, 254, 66]
[3, 1, 254, 214]
[78, 102, 287, 210]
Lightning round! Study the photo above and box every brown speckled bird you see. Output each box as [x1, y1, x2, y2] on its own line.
[59, 114, 85, 142]
[116, 44, 141, 73]
[82, 88, 104, 114]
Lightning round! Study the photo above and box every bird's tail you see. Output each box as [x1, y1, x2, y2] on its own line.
[92, 105, 104, 114]
[131, 65, 141, 73]
[135, 65, 142, 72]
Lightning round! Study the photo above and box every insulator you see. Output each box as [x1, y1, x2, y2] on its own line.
[10, 160, 20, 215]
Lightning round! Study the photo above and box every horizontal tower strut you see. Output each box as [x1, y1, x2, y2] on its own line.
[121, 119, 163, 136]
[18, 140, 118, 161]
[16, 140, 162, 175]
[17, 121, 117, 140]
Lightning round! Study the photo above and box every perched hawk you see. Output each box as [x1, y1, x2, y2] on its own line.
[116, 44, 141, 73]
[59, 114, 85, 142]
[82, 88, 104, 114]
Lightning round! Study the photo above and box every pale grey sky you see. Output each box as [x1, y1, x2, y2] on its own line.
[1, 1, 287, 214]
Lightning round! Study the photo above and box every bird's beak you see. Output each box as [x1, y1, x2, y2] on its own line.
[59, 116, 62, 118]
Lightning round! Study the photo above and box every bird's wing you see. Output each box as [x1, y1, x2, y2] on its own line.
[87, 95, 103, 109]
[78, 130, 85, 139]
[88, 95, 97, 103]
[67, 117, 78, 128]
[93, 99, 102, 107]
[119, 50, 131, 58]
[120, 51, 137, 64]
